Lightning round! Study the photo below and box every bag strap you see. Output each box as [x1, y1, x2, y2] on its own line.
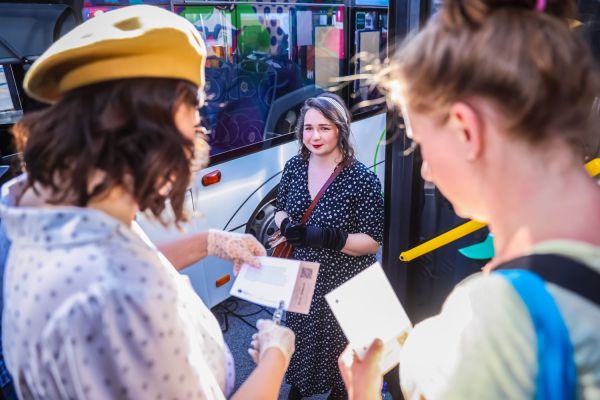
[497, 253, 600, 306]
[495, 269, 576, 400]
[300, 164, 344, 224]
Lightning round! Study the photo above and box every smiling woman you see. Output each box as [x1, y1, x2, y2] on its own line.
[274, 93, 384, 399]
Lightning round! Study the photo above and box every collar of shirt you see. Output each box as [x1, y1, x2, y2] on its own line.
[0, 175, 142, 248]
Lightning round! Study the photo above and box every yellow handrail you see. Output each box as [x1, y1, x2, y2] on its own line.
[585, 158, 600, 177]
[399, 158, 600, 262]
[399, 220, 487, 261]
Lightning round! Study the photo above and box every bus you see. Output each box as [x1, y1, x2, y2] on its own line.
[73, 0, 389, 307]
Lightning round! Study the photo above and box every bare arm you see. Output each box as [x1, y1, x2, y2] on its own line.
[341, 233, 379, 257]
[230, 349, 288, 400]
[156, 232, 209, 271]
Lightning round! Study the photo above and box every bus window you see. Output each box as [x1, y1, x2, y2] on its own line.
[82, 1, 171, 20]
[0, 66, 13, 114]
[351, 9, 387, 116]
[294, 6, 345, 91]
[0, 65, 22, 127]
[176, 4, 345, 158]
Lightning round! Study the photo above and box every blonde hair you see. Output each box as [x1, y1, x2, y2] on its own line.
[384, 0, 599, 155]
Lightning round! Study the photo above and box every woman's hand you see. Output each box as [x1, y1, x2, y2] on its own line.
[248, 319, 295, 365]
[207, 229, 266, 274]
[338, 339, 384, 400]
[284, 223, 348, 250]
[233, 319, 295, 400]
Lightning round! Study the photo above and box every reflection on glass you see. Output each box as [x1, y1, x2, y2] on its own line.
[177, 5, 345, 157]
[356, 30, 379, 95]
[351, 11, 387, 114]
[0, 65, 23, 125]
[315, 26, 341, 87]
[0, 66, 13, 112]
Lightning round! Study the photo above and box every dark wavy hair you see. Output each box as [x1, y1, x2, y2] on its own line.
[12, 78, 199, 225]
[296, 93, 356, 167]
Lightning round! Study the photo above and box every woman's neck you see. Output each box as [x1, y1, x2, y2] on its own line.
[309, 149, 343, 171]
[88, 186, 138, 225]
[485, 158, 600, 269]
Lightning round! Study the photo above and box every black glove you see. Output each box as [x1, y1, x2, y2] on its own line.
[284, 223, 348, 250]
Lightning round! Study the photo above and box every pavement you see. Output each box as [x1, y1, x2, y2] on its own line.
[213, 298, 329, 400]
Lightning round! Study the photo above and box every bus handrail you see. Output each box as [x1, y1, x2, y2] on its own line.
[399, 158, 600, 262]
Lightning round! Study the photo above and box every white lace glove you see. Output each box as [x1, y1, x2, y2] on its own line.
[248, 319, 295, 365]
[207, 229, 266, 275]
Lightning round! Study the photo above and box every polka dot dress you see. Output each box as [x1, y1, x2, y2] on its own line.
[276, 155, 384, 398]
[0, 177, 234, 400]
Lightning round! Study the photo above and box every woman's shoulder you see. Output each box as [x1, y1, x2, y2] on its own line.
[283, 154, 307, 174]
[400, 272, 537, 399]
[346, 160, 375, 177]
[286, 154, 305, 167]
[344, 160, 381, 187]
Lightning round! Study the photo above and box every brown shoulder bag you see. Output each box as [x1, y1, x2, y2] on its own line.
[270, 164, 343, 258]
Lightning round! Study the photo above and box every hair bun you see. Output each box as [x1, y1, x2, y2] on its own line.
[440, 0, 577, 30]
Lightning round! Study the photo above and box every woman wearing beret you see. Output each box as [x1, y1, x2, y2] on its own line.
[0, 5, 294, 400]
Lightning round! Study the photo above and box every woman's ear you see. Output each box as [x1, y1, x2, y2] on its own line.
[448, 102, 484, 161]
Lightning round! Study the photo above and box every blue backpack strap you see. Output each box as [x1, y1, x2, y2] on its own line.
[495, 269, 577, 400]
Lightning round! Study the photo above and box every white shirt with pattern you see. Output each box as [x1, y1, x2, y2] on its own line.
[400, 240, 600, 400]
[1, 177, 235, 400]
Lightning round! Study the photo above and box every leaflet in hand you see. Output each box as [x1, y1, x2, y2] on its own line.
[230, 256, 319, 314]
[325, 262, 411, 374]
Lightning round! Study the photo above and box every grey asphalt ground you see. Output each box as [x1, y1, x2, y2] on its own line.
[213, 298, 329, 400]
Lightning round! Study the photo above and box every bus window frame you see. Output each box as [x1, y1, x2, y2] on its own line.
[0, 64, 23, 125]
[346, 5, 388, 121]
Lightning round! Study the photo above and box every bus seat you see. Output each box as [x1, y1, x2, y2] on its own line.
[0, 3, 79, 64]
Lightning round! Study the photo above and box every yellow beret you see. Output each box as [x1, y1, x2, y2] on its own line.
[24, 5, 206, 103]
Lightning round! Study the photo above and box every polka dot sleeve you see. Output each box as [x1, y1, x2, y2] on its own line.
[353, 171, 384, 245]
[276, 158, 295, 215]
[38, 284, 226, 400]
